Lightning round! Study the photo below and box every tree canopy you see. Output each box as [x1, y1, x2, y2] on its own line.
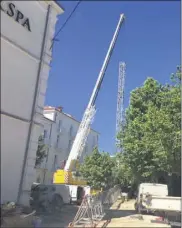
[35, 135, 47, 167]
[117, 65, 181, 185]
[79, 66, 181, 195]
[79, 148, 114, 189]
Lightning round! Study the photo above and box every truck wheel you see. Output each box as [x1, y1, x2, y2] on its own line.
[134, 202, 139, 213]
[51, 195, 64, 213]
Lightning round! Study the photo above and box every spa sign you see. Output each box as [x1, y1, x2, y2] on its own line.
[1, 1, 31, 32]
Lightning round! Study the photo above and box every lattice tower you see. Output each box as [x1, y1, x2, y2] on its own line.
[116, 62, 126, 152]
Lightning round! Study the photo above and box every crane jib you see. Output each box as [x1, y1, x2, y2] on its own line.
[64, 14, 125, 173]
[88, 14, 125, 108]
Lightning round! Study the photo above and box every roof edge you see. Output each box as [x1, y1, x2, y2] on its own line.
[43, 107, 100, 135]
[54, 1, 65, 12]
[44, 1, 64, 14]
[43, 116, 55, 123]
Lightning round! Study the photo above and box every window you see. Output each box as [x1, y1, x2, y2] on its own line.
[69, 125, 73, 137]
[92, 136, 95, 148]
[84, 143, 88, 155]
[58, 120, 62, 132]
[96, 135, 99, 144]
[68, 139, 72, 152]
[36, 176, 41, 183]
[54, 112, 58, 121]
[43, 130, 48, 139]
[56, 135, 59, 148]
[52, 155, 58, 170]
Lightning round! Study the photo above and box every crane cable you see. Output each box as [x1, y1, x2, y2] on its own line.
[50, 1, 82, 50]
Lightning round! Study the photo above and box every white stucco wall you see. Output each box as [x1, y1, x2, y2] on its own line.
[44, 109, 99, 160]
[1, 115, 29, 202]
[39, 108, 99, 184]
[1, 1, 63, 204]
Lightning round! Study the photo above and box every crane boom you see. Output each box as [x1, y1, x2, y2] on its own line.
[88, 14, 125, 108]
[64, 14, 125, 171]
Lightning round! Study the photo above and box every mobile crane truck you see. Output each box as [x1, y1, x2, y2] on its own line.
[30, 14, 125, 213]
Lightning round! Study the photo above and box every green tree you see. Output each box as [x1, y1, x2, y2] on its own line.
[111, 152, 133, 186]
[35, 135, 47, 167]
[79, 148, 114, 189]
[118, 77, 162, 182]
[117, 66, 181, 184]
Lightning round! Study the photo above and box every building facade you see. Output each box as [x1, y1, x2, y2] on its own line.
[36, 106, 99, 184]
[1, 1, 64, 204]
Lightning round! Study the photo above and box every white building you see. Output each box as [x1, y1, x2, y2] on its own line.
[1, 1, 64, 204]
[36, 106, 99, 184]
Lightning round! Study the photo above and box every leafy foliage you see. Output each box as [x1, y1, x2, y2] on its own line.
[79, 66, 181, 194]
[35, 135, 47, 167]
[111, 153, 133, 186]
[117, 66, 181, 184]
[79, 148, 114, 189]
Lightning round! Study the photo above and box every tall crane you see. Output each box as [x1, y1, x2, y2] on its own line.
[54, 14, 125, 184]
[115, 62, 126, 152]
[64, 14, 125, 171]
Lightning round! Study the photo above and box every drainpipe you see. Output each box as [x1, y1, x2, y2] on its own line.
[17, 4, 51, 203]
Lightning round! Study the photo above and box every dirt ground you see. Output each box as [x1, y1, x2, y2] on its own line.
[97, 200, 171, 228]
[40, 200, 171, 228]
[40, 204, 79, 227]
[1, 199, 174, 227]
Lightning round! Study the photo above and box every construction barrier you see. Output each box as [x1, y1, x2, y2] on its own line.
[69, 185, 121, 227]
[68, 195, 104, 227]
[95, 185, 121, 208]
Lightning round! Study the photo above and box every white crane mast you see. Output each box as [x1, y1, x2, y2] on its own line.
[64, 14, 125, 171]
[115, 62, 126, 152]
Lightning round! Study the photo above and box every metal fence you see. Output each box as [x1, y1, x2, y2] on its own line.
[69, 185, 121, 227]
[93, 185, 121, 209]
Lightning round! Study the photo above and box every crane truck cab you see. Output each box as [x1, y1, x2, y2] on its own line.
[68, 185, 91, 205]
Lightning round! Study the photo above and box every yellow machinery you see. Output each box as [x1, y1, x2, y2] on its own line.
[53, 169, 87, 186]
[53, 159, 87, 186]
[53, 169, 102, 195]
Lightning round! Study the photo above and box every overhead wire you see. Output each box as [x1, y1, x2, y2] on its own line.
[50, 0, 82, 50]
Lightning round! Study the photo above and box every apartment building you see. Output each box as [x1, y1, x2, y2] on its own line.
[36, 106, 99, 184]
[1, 1, 64, 204]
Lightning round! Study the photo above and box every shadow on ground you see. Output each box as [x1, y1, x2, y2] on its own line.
[102, 199, 136, 220]
[103, 209, 135, 220]
[40, 205, 78, 227]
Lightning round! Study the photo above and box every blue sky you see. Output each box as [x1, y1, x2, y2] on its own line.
[45, 1, 180, 155]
